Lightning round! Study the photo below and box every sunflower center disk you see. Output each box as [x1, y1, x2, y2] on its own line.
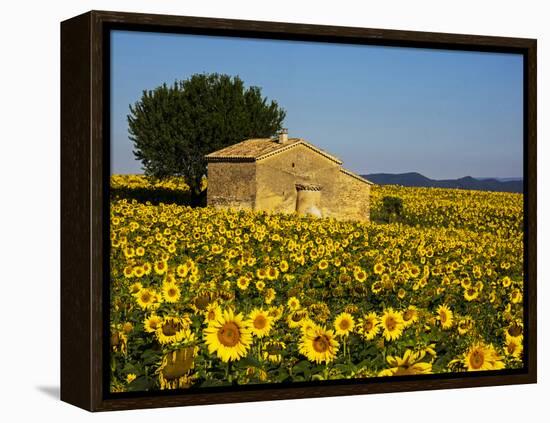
[508, 325, 522, 337]
[313, 335, 330, 353]
[470, 350, 485, 369]
[254, 316, 267, 329]
[163, 321, 181, 336]
[218, 322, 241, 347]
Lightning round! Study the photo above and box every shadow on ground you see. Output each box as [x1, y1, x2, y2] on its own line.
[36, 385, 60, 400]
[110, 186, 206, 207]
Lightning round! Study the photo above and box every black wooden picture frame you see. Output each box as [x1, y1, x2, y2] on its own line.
[60, 10, 537, 411]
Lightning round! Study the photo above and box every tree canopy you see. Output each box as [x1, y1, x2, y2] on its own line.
[128, 73, 286, 202]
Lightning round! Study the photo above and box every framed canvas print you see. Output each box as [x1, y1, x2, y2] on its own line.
[60, 10, 537, 411]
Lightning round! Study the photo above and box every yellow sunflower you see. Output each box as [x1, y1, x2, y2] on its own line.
[133, 266, 145, 278]
[436, 304, 454, 329]
[334, 312, 355, 336]
[204, 309, 252, 362]
[255, 280, 265, 291]
[357, 312, 380, 340]
[123, 266, 134, 278]
[263, 341, 286, 363]
[176, 264, 189, 278]
[371, 281, 383, 294]
[248, 308, 273, 338]
[287, 296, 301, 311]
[463, 342, 505, 371]
[287, 309, 309, 328]
[203, 303, 222, 323]
[143, 314, 163, 333]
[236, 276, 250, 290]
[505, 321, 524, 342]
[135, 288, 158, 310]
[162, 281, 181, 303]
[300, 318, 317, 335]
[111, 327, 128, 355]
[463, 287, 479, 301]
[353, 267, 367, 282]
[266, 266, 279, 280]
[510, 289, 522, 304]
[504, 334, 523, 358]
[264, 288, 276, 304]
[299, 325, 339, 364]
[457, 317, 473, 335]
[379, 349, 432, 376]
[211, 244, 223, 254]
[381, 308, 405, 341]
[154, 260, 168, 275]
[373, 262, 385, 275]
[501, 276, 512, 287]
[402, 306, 419, 327]
[156, 316, 194, 345]
[129, 282, 143, 295]
[267, 305, 285, 321]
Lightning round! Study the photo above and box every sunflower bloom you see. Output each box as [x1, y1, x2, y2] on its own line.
[299, 325, 339, 364]
[436, 304, 454, 329]
[463, 342, 504, 371]
[204, 309, 252, 362]
[334, 312, 355, 336]
[162, 281, 181, 303]
[381, 308, 405, 341]
[248, 308, 273, 338]
[357, 312, 380, 340]
[379, 349, 433, 376]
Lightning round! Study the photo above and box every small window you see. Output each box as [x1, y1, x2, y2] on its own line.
[292, 162, 295, 168]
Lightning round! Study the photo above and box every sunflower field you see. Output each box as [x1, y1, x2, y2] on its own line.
[109, 174, 524, 392]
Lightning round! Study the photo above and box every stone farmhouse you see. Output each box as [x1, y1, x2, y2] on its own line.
[205, 130, 373, 221]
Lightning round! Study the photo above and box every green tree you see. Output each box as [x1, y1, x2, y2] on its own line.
[128, 73, 286, 203]
[381, 196, 404, 223]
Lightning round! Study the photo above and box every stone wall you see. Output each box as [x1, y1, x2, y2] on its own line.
[326, 171, 371, 221]
[254, 144, 340, 214]
[206, 161, 256, 209]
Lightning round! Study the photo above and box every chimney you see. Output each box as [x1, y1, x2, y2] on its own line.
[278, 128, 288, 143]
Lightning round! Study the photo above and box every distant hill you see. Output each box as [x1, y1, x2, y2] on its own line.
[362, 172, 523, 193]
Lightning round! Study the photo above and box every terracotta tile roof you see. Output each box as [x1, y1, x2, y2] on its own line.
[205, 137, 343, 164]
[340, 167, 374, 185]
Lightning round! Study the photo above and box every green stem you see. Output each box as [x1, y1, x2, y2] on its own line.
[343, 336, 347, 361]
[225, 361, 233, 384]
[258, 338, 263, 361]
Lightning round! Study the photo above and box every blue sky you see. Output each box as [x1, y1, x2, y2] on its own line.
[111, 30, 523, 179]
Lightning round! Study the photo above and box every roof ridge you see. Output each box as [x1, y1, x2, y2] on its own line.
[340, 167, 374, 185]
[205, 137, 343, 165]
